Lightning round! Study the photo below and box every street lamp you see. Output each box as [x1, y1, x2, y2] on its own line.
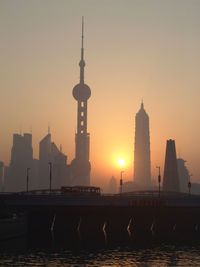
[156, 166, 161, 198]
[26, 167, 30, 192]
[120, 170, 124, 195]
[49, 162, 52, 193]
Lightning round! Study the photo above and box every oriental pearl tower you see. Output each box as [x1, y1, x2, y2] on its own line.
[71, 17, 91, 186]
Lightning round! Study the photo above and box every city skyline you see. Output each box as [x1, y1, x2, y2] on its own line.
[0, 0, 200, 189]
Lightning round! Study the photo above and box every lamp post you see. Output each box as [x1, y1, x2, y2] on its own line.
[188, 174, 192, 196]
[156, 166, 161, 198]
[120, 171, 124, 195]
[26, 167, 30, 193]
[49, 162, 52, 193]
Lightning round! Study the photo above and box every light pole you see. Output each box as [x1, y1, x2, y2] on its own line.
[188, 174, 192, 196]
[49, 162, 52, 193]
[26, 167, 30, 193]
[120, 171, 124, 195]
[156, 166, 161, 198]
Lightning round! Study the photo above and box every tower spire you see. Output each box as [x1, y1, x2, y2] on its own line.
[81, 16, 84, 58]
[141, 98, 144, 109]
[79, 16, 85, 84]
[48, 123, 51, 134]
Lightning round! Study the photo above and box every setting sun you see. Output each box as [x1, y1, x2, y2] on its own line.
[118, 158, 125, 167]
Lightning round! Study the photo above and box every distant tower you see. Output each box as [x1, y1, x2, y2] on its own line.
[71, 17, 91, 186]
[163, 139, 180, 192]
[134, 101, 151, 187]
[108, 176, 117, 194]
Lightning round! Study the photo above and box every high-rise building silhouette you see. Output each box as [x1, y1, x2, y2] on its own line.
[134, 102, 151, 187]
[6, 133, 33, 191]
[177, 158, 189, 193]
[163, 139, 180, 192]
[38, 132, 70, 189]
[38, 133, 51, 189]
[70, 18, 91, 186]
[3, 130, 70, 192]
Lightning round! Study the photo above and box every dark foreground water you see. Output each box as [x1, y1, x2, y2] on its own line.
[1, 236, 200, 266]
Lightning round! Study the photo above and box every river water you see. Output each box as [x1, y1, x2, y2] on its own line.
[1, 237, 200, 266]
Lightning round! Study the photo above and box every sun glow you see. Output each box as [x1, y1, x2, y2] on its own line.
[118, 158, 125, 167]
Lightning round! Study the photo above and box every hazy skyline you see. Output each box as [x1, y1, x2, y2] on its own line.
[0, 0, 200, 189]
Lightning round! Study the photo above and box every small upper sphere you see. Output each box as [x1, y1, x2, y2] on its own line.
[73, 83, 91, 101]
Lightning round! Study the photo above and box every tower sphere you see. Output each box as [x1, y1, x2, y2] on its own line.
[72, 83, 91, 101]
[79, 60, 85, 68]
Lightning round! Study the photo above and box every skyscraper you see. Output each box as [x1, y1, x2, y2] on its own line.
[38, 133, 51, 189]
[6, 133, 33, 191]
[163, 139, 180, 192]
[38, 132, 70, 189]
[71, 18, 91, 186]
[134, 102, 151, 187]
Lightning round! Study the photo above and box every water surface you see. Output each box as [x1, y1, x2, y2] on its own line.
[1, 237, 200, 266]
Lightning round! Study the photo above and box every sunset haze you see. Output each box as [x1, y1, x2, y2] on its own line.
[0, 0, 200, 190]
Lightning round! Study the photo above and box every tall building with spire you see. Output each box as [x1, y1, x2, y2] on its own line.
[70, 17, 91, 186]
[134, 102, 151, 187]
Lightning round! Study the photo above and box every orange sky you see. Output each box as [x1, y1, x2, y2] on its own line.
[0, 0, 200, 190]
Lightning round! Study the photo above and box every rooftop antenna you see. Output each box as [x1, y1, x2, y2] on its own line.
[48, 123, 51, 134]
[141, 98, 144, 109]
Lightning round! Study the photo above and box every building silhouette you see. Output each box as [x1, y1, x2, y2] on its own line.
[133, 102, 151, 187]
[163, 139, 180, 192]
[108, 176, 117, 194]
[6, 133, 33, 192]
[38, 132, 70, 189]
[2, 130, 70, 192]
[53, 149, 71, 188]
[30, 158, 39, 190]
[177, 158, 189, 193]
[38, 133, 52, 189]
[71, 18, 91, 186]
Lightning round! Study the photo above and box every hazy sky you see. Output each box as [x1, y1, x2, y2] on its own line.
[0, 0, 200, 189]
